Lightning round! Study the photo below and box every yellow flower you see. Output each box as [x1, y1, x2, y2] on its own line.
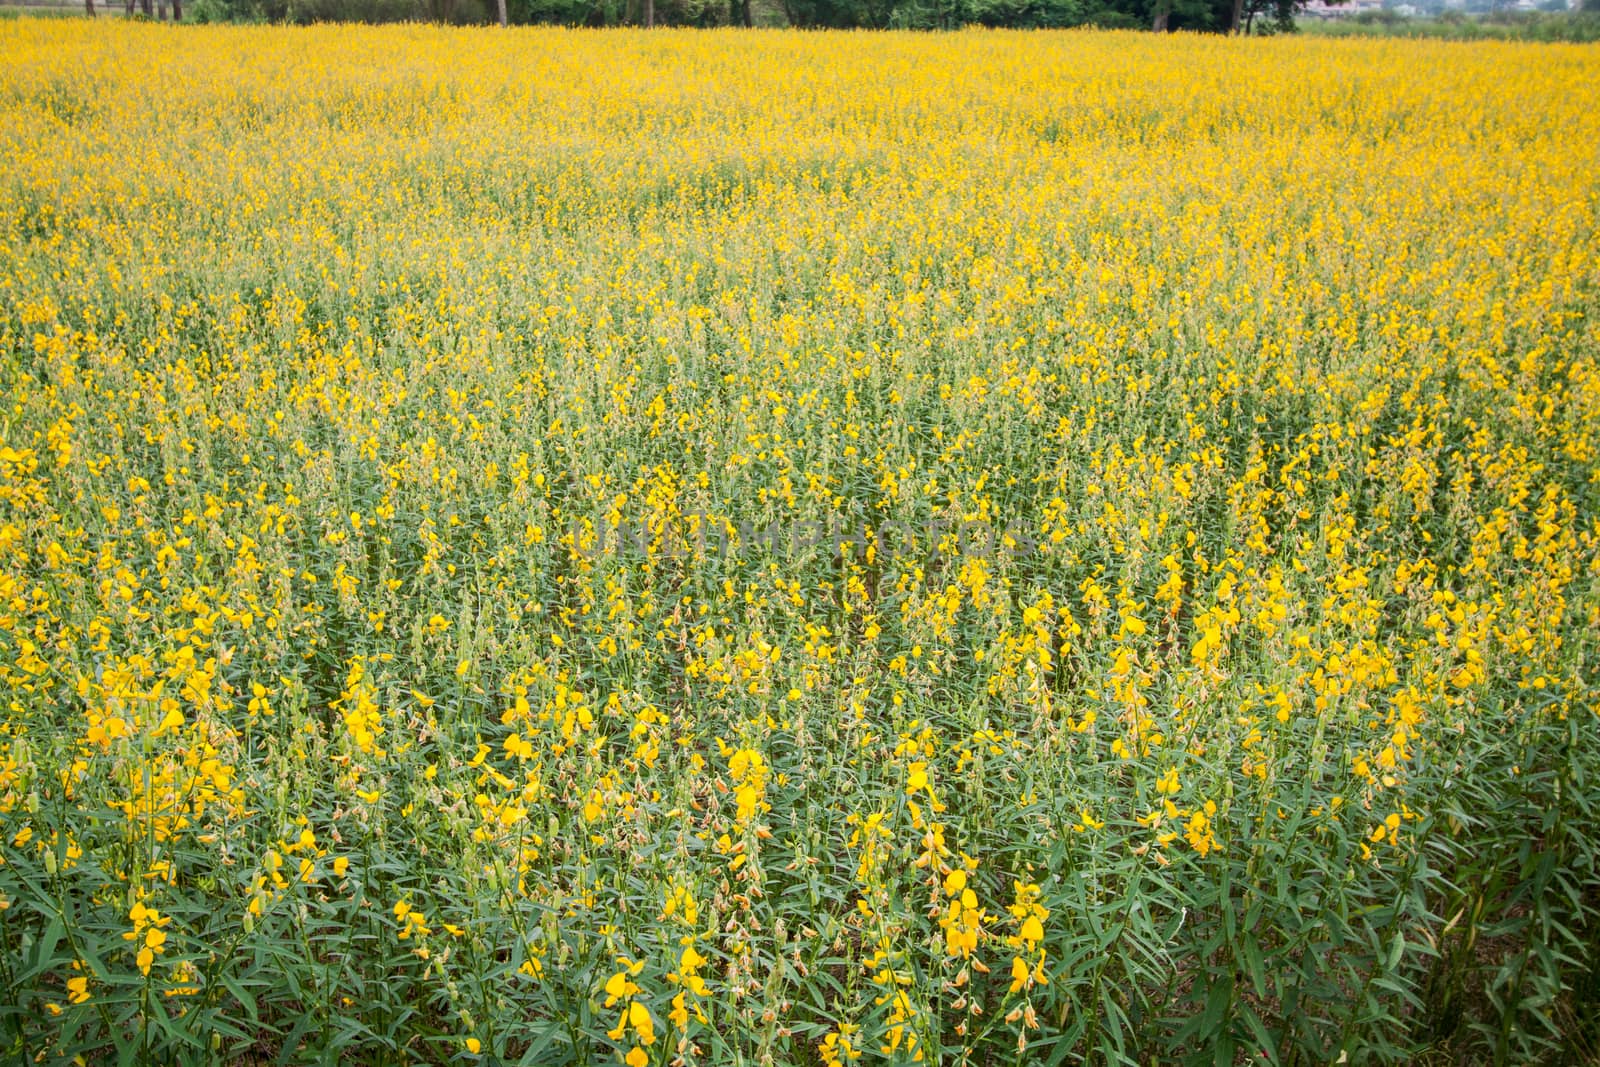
[668, 992, 688, 1031]
[603, 971, 635, 1006]
[1009, 955, 1030, 994]
[628, 1001, 655, 1045]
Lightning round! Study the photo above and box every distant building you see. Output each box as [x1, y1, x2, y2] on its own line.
[1300, 0, 1384, 16]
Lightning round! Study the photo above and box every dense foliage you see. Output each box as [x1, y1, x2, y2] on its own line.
[1, 22, 1598, 1067]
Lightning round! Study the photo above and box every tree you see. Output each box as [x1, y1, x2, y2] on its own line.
[497, 0, 507, 24]
[86, 0, 95, 15]
[774, 0, 883, 27]
[970, 0, 1086, 26]
[1239, 0, 1304, 30]
[1149, 0, 1231, 30]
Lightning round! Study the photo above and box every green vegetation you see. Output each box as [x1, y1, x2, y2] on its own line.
[1301, 9, 1600, 42]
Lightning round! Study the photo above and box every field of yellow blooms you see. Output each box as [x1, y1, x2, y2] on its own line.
[1, 19, 1598, 1066]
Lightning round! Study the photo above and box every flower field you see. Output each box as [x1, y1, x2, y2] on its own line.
[1, 20, 1598, 1066]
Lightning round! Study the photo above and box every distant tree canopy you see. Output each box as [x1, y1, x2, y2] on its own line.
[188, 0, 1297, 30]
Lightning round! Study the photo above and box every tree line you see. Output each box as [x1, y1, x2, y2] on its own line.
[163, 0, 1306, 33]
